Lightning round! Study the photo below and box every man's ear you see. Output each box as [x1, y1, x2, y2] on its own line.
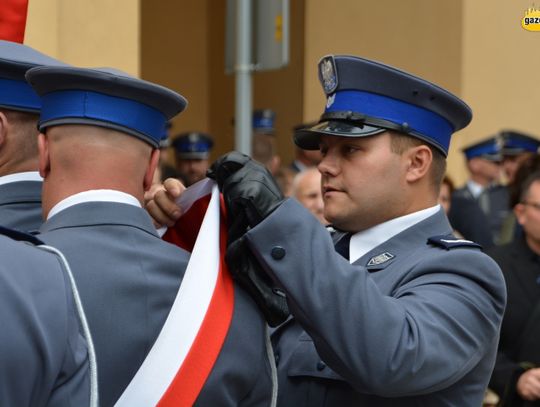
[143, 148, 161, 191]
[404, 145, 433, 183]
[514, 203, 526, 227]
[37, 132, 51, 178]
[0, 111, 9, 151]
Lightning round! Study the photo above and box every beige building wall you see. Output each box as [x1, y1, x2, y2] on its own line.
[25, 0, 140, 76]
[303, 1, 540, 186]
[458, 0, 540, 185]
[303, 0, 464, 179]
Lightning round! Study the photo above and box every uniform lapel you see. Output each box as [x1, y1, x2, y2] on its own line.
[354, 209, 453, 272]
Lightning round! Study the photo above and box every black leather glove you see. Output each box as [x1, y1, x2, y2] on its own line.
[207, 151, 289, 326]
[226, 236, 289, 327]
[207, 151, 284, 243]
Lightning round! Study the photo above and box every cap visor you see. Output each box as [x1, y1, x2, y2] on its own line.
[294, 120, 386, 150]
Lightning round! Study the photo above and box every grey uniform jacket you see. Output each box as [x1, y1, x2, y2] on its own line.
[450, 184, 509, 246]
[0, 232, 90, 407]
[245, 200, 506, 407]
[0, 180, 43, 232]
[39, 201, 273, 407]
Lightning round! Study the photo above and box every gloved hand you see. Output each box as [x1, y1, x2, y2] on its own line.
[226, 236, 289, 327]
[207, 151, 284, 243]
[207, 151, 289, 326]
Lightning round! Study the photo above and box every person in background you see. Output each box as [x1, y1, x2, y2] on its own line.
[153, 121, 180, 184]
[500, 130, 540, 184]
[171, 131, 213, 186]
[290, 122, 322, 173]
[252, 109, 281, 174]
[498, 131, 540, 245]
[487, 167, 540, 407]
[0, 40, 66, 232]
[449, 137, 506, 247]
[291, 166, 327, 224]
[274, 165, 295, 197]
[438, 175, 455, 215]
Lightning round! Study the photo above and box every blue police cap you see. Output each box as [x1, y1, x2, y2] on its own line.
[0, 40, 66, 113]
[295, 55, 472, 156]
[253, 109, 276, 134]
[172, 132, 213, 159]
[462, 137, 501, 161]
[25, 66, 187, 148]
[499, 130, 540, 156]
[159, 121, 173, 148]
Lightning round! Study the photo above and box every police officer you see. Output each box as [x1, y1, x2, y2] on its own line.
[290, 122, 322, 173]
[0, 40, 66, 231]
[497, 131, 540, 245]
[26, 65, 273, 407]
[252, 109, 281, 175]
[449, 137, 507, 246]
[0, 227, 94, 407]
[499, 130, 540, 184]
[206, 55, 507, 406]
[171, 131, 213, 186]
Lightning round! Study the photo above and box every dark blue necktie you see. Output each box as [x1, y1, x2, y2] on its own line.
[334, 233, 351, 260]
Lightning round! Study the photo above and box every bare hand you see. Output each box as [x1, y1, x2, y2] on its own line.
[144, 178, 185, 227]
[517, 368, 540, 401]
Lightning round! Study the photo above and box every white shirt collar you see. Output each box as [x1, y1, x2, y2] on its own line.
[349, 205, 440, 264]
[47, 189, 141, 220]
[466, 180, 484, 198]
[0, 171, 42, 186]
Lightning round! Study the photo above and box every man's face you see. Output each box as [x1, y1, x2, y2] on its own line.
[318, 132, 408, 232]
[515, 180, 540, 249]
[294, 169, 327, 224]
[469, 157, 501, 183]
[176, 157, 209, 186]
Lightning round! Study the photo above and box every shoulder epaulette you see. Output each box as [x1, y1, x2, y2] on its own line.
[427, 234, 482, 250]
[0, 225, 44, 245]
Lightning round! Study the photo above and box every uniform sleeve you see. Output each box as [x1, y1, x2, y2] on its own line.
[46, 255, 91, 407]
[245, 199, 507, 397]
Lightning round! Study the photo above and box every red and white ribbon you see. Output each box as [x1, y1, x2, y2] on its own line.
[115, 179, 234, 407]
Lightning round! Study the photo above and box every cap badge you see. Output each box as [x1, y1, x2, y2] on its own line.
[495, 134, 505, 151]
[319, 56, 338, 95]
[326, 94, 336, 109]
[367, 252, 395, 267]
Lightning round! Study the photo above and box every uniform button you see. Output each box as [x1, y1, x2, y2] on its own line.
[316, 361, 326, 371]
[271, 246, 286, 260]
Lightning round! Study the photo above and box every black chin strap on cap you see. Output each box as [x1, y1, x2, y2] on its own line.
[319, 111, 414, 134]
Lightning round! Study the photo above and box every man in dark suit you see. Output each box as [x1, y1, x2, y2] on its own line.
[488, 170, 540, 406]
[0, 40, 66, 231]
[27, 66, 274, 406]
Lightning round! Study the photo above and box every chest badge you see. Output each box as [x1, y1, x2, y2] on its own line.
[367, 252, 395, 267]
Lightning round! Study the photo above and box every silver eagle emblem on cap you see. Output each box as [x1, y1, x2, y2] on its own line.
[367, 252, 395, 267]
[319, 56, 338, 95]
